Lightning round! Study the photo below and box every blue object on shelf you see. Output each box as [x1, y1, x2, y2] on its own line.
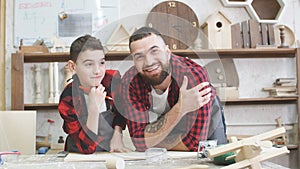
[0, 155, 3, 165]
[38, 147, 49, 154]
[0, 151, 21, 165]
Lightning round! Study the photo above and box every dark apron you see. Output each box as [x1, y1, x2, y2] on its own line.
[65, 109, 114, 152]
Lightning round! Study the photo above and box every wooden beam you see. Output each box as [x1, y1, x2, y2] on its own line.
[221, 147, 289, 169]
[11, 53, 24, 110]
[296, 48, 300, 166]
[0, 0, 6, 110]
[207, 127, 286, 158]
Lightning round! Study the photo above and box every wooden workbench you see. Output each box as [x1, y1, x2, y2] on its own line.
[0, 152, 289, 169]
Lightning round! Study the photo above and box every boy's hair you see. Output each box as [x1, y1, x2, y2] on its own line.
[70, 35, 104, 62]
[129, 26, 164, 49]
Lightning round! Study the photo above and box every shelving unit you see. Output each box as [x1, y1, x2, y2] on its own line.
[11, 48, 300, 159]
[22, 97, 298, 110]
[12, 48, 300, 106]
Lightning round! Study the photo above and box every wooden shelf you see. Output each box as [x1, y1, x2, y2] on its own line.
[24, 97, 298, 110]
[20, 48, 297, 63]
[223, 97, 298, 105]
[24, 103, 58, 110]
[13, 48, 298, 110]
[174, 48, 297, 59]
[287, 144, 299, 150]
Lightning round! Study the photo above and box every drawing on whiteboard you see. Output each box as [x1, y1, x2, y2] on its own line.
[14, 0, 120, 47]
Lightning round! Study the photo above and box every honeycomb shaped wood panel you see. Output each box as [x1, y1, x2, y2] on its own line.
[221, 0, 250, 7]
[221, 0, 285, 23]
[246, 0, 285, 23]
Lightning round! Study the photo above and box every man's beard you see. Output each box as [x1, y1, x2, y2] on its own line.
[141, 64, 170, 86]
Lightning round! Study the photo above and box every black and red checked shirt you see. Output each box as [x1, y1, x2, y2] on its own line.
[58, 70, 126, 154]
[119, 54, 215, 152]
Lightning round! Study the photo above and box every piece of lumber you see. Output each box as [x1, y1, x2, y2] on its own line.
[175, 164, 209, 169]
[207, 127, 286, 158]
[249, 20, 262, 48]
[231, 23, 242, 48]
[220, 146, 289, 169]
[261, 23, 268, 45]
[242, 21, 250, 48]
[268, 24, 275, 45]
[235, 144, 261, 162]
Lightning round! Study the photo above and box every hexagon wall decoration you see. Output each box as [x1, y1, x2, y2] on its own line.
[221, 0, 250, 7]
[246, 0, 285, 23]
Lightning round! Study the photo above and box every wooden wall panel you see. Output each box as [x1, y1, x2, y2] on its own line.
[11, 53, 24, 110]
[0, 0, 6, 110]
[231, 23, 242, 48]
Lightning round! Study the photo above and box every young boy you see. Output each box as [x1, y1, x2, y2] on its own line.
[58, 35, 130, 154]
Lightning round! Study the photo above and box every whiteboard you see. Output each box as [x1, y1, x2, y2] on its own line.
[0, 111, 36, 155]
[14, 0, 120, 47]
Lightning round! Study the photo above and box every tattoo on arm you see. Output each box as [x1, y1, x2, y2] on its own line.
[157, 135, 181, 149]
[145, 115, 166, 133]
[144, 114, 184, 150]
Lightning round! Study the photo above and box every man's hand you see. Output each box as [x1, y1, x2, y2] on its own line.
[178, 76, 211, 116]
[143, 76, 211, 149]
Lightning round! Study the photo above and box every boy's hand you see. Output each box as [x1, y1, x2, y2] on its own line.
[89, 84, 106, 111]
[110, 129, 132, 153]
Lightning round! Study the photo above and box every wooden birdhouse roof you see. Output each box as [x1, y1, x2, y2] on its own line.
[106, 24, 131, 45]
[201, 11, 232, 28]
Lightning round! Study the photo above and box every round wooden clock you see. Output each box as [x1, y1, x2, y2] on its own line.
[146, 1, 199, 50]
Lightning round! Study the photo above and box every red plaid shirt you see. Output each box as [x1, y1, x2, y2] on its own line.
[58, 70, 126, 154]
[120, 55, 215, 152]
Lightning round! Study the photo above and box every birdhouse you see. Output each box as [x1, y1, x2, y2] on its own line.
[201, 11, 232, 49]
[106, 24, 131, 51]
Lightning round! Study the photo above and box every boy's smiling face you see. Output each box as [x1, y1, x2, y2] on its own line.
[69, 49, 106, 88]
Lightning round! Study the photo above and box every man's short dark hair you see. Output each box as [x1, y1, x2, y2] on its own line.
[70, 35, 104, 62]
[129, 26, 164, 49]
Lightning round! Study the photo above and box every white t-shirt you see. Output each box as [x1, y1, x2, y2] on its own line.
[149, 86, 170, 123]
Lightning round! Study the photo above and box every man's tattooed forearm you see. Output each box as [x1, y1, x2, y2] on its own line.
[156, 135, 181, 149]
[145, 115, 166, 133]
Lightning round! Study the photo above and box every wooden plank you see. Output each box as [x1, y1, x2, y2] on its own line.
[19, 48, 297, 63]
[146, 1, 198, 50]
[187, 6, 199, 48]
[268, 24, 275, 45]
[296, 48, 300, 163]
[18, 46, 49, 53]
[231, 23, 242, 48]
[261, 23, 268, 45]
[168, 1, 179, 50]
[221, 147, 289, 169]
[0, 0, 5, 110]
[146, 2, 170, 49]
[11, 53, 24, 110]
[177, 2, 198, 49]
[207, 127, 286, 157]
[23, 97, 298, 110]
[177, 2, 186, 49]
[167, 1, 179, 50]
[242, 21, 250, 48]
[249, 19, 262, 48]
